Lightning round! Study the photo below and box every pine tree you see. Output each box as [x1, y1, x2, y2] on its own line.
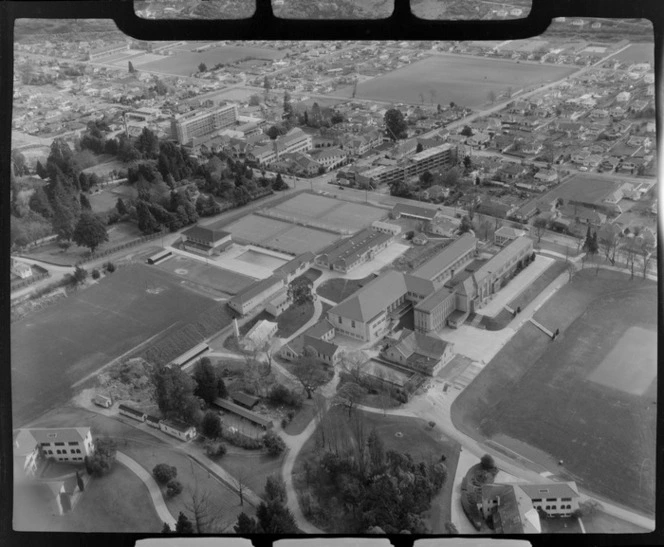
[136, 200, 160, 234]
[80, 193, 92, 210]
[72, 212, 109, 253]
[36, 160, 48, 179]
[51, 193, 77, 242]
[175, 512, 194, 533]
[116, 198, 128, 216]
[234, 512, 262, 534]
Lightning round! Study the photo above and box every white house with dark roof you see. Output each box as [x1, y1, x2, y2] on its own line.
[516, 482, 580, 516]
[14, 428, 94, 475]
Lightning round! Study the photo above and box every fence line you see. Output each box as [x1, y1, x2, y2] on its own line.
[75, 230, 166, 266]
[10, 270, 50, 292]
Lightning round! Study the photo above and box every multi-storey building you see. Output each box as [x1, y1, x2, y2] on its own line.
[246, 128, 312, 166]
[170, 104, 238, 144]
[315, 228, 393, 273]
[14, 427, 94, 473]
[412, 233, 477, 286]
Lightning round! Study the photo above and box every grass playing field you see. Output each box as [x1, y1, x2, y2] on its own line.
[138, 45, 287, 76]
[345, 54, 577, 107]
[11, 264, 219, 427]
[156, 253, 255, 296]
[451, 269, 656, 514]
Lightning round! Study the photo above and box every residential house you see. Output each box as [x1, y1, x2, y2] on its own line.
[412, 232, 429, 245]
[428, 216, 459, 237]
[382, 329, 454, 376]
[494, 225, 527, 246]
[481, 484, 542, 534]
[14, 428, 94, 470]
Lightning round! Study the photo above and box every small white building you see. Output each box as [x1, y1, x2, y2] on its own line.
[243, 319, 278, 351]
[494, 226, 527, 247]
[11, 259, 33, 279]
[371, 220, 402, 236]
[159, 419, 197, 441]
[14, 427, 95, 474]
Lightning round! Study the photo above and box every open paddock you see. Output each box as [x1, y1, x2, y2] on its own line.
[343, 54, 578, 108]
[452, 269, 657, 514]
[11, 264, 219, 427]
[538, 174, 622, 209]
[137, 45, 287, 77]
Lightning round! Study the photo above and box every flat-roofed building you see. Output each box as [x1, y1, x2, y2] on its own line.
[171, 104, 238, 145]
[414, 287, 457, 333]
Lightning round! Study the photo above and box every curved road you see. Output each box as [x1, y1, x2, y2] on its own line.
[116, 451, 177, 529]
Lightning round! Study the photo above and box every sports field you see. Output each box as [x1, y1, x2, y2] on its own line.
[155, 253, 255, 295]
[540, 174, 621, 208]
[346, 55, 577, 107]
[11, 264, 219, 427]
[225, 213, 339, 254]
[451, 269, 657, 514]
[611, 42, 655, 64]
[268, 193, 386, 233]
[138, 45, 287, 76]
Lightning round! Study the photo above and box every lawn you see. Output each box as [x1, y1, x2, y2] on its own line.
[282, 402, 316, 436]
[316, 274, 376, 303]
[582, 510, 652, 534]
[138, 45, 287, 77]
[292, 407, 460, 533]
[452, 269, 657, 514]
[274, 300, 315, 338]
[219, 451, 285, 500]
[345, 54, 577, 107]
[11, 264, 218, 427]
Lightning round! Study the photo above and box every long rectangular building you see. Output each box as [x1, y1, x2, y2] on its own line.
[412, 233, 477, 286]
[171, 104, 238, 145]
[315, 228, 393, 273]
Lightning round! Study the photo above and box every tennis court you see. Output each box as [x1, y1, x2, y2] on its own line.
[264, 225, 339, 255]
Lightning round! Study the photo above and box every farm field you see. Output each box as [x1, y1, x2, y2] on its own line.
[11, 264, 219, 427]
[138, 45, 287, 76]
[344, 55, 577, 107]
[225, 213, 339, 254]
[451, 269, 657, 514]
[156, 253, 255, 296]
[610, 42, 655, 64]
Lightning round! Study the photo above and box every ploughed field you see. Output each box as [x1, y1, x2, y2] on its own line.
[451, 269, 657, 514]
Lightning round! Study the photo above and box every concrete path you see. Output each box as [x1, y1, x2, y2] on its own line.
[450, 448, 481, 534]
[116, 451, 177, 529]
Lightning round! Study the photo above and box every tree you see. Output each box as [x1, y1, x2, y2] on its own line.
[128, 61, 135, 73]
[198, 62, 207, 72]
[460, 125, 473, 137]
[79, 193, 92, 210]
[29, 186, 53, 218]
[263, 75, 271, 96]
[51, 195, 78, 242]
[272, 172, 288, 191]
[458, 215, 473, 235]
[640, 240, 653, 279]
[71, 266, 88, 285]
[161, 523, 172, 533]
[463, 155, 472, 173]
[334, 382, 365, 418]
[532, 216, 548, 244]
[136, 200, 161, 234]
[175, 512, 194, 533]
[367, 428, 385, 472]
[249, 94, 261, 106]
[487, 90, 496, 104]
[264, 474, 287, 503]
[600, 229, 619, 265]
[419, 170, 434, 188]
[184, 486, 219, 533]
[116, 197, 128, 216]
[201, 410, 223, 439]
[153, 365, 201, 424]
[166, 479, 183, 497]
[292, 348, 329, 399]
[76, 470, 85, 492]
[234, 512, 262, 534]
[480, 454, 496, 470]
[287, 277, 313, 306]
[153, 463, 178, 484]
[384, 108, 408, 140]
[283, 90, 293, 120]
[206, 441, 227, 459]
[256, 499, 299, 533]
[193, 357, 226, 405]
[36, 160, 48, 179]
[72, 212, 109, 253]
[136, 127, 160, 159]
[85, 437, 116, 476]
[263, 430, 287, 456]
